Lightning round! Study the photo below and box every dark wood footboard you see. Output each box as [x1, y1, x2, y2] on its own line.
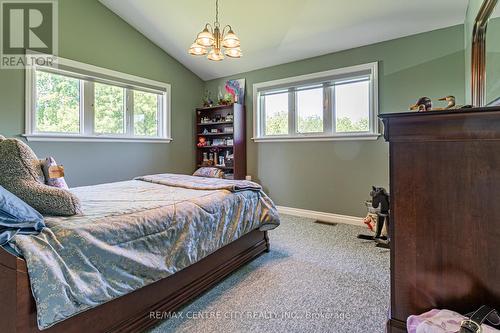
[0, 230, 270, 333]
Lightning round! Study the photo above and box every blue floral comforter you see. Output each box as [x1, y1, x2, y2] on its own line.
[11, 174, 280, 330]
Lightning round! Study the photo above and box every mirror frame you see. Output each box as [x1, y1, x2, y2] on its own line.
[471, 0, 498, 106]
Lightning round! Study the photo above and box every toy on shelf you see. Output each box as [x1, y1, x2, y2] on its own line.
[202, 90, 214, 108]
[225, 151, 234, 167]
[202, 152, 214, 166]
[218, 94, 234, 106]
[197, 137, 207, 147]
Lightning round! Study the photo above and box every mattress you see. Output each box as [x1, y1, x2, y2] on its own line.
[11, 174, 280, 330]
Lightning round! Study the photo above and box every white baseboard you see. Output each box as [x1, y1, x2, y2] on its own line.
[276, 206, 364, 227]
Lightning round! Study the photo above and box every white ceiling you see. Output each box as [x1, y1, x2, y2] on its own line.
[99, 0, 469, 81]
[494, 4, 500, 18]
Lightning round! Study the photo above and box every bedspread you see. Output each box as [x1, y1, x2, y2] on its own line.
[11, 174, 280, 330]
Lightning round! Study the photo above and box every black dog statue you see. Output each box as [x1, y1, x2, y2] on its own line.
[358, 186, 390, 249]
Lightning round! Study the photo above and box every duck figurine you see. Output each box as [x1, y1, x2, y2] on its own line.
[436, 96, 456, 110]
[410, 97, 432, 112]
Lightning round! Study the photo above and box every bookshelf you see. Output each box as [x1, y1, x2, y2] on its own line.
[195, 104, 246, 180]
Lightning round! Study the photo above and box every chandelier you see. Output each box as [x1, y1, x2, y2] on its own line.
[188, 0, 242, 61]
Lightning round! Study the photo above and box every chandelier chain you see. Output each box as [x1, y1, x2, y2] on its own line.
[215, 0, 219, 24]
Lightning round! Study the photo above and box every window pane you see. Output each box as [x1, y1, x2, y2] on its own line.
[335, 80, 370, 133]
[264, 92, 288, 136]
[94, 82, 125, 134]
[134, 90, 159, 137]
[35, 71, 80, 133]
[297, 86, 324, 133]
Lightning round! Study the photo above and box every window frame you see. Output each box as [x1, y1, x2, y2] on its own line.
[252, 62, 379, 142]
[24, 55, 172, 143]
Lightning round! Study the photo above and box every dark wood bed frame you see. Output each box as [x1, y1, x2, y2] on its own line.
[0, 229, 270, 333]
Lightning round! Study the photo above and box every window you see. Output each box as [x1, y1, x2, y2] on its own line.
[133, 90, 160, 137]
[94, 82, 125, 135]
[25, 56, 171, 142]
[263, 90, 288, 136]
[35, 71, 81, 134]
[296, 85, 324, 134]
[253, 62, 379, 141]
[335, 80, 370, 133]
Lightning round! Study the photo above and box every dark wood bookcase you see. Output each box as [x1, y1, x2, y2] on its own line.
[195, 104, 246, 180]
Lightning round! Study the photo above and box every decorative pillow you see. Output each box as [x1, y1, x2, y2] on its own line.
[0, 138, 81, 216]
[41, 157, 69, 189]
[193, 167, 225, 179]
[0, 185, 45, 245]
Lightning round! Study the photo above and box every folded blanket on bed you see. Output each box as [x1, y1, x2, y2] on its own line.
[11, 174, 280, 330]
[136, 173, 262, 192]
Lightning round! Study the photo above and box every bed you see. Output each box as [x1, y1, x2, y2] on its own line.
[0, 173, 280, 333]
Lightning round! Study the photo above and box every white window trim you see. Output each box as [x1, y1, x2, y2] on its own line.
[252, 62, 380, 142]
[24, 55, 172, 143]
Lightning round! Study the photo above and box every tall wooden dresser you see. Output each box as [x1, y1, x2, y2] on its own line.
[380, 107, 500, 333]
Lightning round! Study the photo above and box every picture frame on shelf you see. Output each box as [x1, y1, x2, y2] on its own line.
[224, 79, 246, 105]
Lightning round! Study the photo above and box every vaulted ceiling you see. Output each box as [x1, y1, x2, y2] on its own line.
[99, 0, 469, 80]
[494, 4, 500, 17]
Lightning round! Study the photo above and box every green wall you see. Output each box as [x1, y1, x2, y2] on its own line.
[0, 0, 204, 187]
[0, 1, 469, 217]
[205, 25, 466, 216]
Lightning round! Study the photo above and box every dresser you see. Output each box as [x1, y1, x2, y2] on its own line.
[380, 107, 500, 332]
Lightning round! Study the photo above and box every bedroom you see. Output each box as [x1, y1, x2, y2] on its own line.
[0, 0, 499, 332]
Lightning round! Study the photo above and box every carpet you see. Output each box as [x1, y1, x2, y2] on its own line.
[148, 214, 390, 333]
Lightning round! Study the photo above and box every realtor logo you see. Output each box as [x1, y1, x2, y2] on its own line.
[1, 0, 58, 69]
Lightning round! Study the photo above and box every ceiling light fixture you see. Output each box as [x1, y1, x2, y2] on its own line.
[188, 0, 242, 61]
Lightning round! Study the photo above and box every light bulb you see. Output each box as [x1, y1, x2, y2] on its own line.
[188, 42, 207, 56]
[224, 47, 242, 58]
[222, 30, 240, 48]
[207, 49, 225, 61]
[196, 27, 215, 47]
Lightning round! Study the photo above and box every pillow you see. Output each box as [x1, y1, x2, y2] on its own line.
[0, 138, 81, 216]
[0, 185, 45, 245]
[41, 157, 69, 189]
[193, 167, 225, 179]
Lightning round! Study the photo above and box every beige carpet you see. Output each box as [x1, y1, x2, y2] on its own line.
[148, 214, 390, 333]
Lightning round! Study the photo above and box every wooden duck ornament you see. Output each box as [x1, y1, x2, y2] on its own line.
[436, 96, 456, 110]
[410, 96, 457, 112]
[410, 97, 432, 112]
